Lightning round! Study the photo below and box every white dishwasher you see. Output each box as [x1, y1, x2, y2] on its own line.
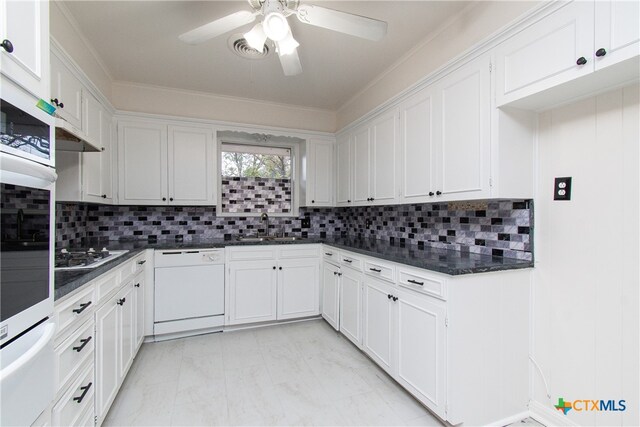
[154, 248, 225, 338]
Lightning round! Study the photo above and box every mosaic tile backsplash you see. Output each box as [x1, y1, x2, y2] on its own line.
[55, 199, 533, 261]
[221, 176, 291, 214]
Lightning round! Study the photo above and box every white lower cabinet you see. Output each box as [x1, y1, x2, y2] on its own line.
[95, 295, 119, 425]
[362, 276, 394, 375]
[228, 261, 278, 325]
[51, 361, 94, 427]
[134, 271, 145, 351]
[396, 288, 447, 419]
[117, 283, 135, 380]
[227, 245, 321, 326]
[339, 266, 363, 347]
[321, 261, 340, 330]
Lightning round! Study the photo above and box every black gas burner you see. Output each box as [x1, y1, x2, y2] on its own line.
[54, 247, 128, 270]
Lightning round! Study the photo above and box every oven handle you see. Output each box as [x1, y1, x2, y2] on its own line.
[0, 322, 55, 382]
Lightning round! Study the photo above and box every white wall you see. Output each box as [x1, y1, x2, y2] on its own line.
[335, 1, 541, 130]
[532, 84, 639, 426]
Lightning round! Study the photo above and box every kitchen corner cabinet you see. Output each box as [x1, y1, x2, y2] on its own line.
[351, 109, 399, 206]
[0, 0, 50, 100]
[335, 133, 352, 206]
[117, 120, 217, 206]
[303, 138, 334, 207]
[495, 0, 639, 109]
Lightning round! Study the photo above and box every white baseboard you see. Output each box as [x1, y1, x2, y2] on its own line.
[489, 410, 531, 426]
[529, 400, 579, 426]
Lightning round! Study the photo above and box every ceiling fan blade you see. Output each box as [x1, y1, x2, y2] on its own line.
[179, 10, 257, 44]
[295, 4, 387, 41]
[278, 48, 302, 76]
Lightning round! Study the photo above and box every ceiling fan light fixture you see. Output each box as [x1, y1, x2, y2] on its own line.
[244, 23, 267, 52]
[263, 12, 290, 41]
[276, 32, 299, 55]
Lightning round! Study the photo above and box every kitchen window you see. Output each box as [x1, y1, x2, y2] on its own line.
[219, 142, 294, 215]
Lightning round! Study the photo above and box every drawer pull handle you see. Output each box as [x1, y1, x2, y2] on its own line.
[343, 259, 352, 263]
[369, 268, 382, 273]
[72, 301, 92, 314]
[73, 382, 92, 403]
[117, 298, 126, 306]
[407, 279, 424, 286]
[73, 336, 92, 353]
[137, 260, 147, 265]
[324, 253, 333, 256]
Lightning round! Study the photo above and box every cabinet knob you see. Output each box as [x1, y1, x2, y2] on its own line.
[162, 197, 167, 201]
[576, 56, 587, 66]
[595, 48, 607, 57]
[134, 283, 140, 288]
[436, 191, 442, 196]
[101, 147, 105, 152]
[311, 200, 315, 203]
[1, 39, 14, 53]
[279, 266, 283, 270]
[117, 298, 126, 306]
[392, 296, 398, 302]
[428, 192, 434, 196]
[50, 98, 59, 106]
[169, 197, 174, 202]
[101, 194, 107, 198]
[273, 266, 276, 270]
[347, 200, 351, 203]
[59, 102, 64, 108]
[387, 294, 392, 299]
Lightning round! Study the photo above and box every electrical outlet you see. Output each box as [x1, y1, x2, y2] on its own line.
[554, 177, 572, 200]
[301, 217, 311, 228]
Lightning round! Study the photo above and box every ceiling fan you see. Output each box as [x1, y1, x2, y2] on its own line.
[179, 0, 388, 76]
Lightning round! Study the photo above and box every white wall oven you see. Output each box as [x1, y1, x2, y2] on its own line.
[0, 151, 56, 426]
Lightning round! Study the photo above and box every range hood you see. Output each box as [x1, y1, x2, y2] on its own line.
[55, 117, 100, 152]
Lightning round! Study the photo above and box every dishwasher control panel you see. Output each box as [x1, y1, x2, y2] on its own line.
[154, 249, 224, 267]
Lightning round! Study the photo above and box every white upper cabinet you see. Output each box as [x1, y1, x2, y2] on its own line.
[335, 133, 352, 206]
[352, 125, 371, 204]
[167, 125, 216, 205]
[435, 54, 491, 201]
[370, 109, 398, 204]
[495, 0, 639, 109]
[118, 120, 216, 205]
[118, 121, 168, 205]
[399, 88, 435, 203]
[304, 138, 334, 207]
[82, 92, 113, 203]
[0, 0, 49, 99]
[594, 0, 640, 71]
[50, 52, 83, 129]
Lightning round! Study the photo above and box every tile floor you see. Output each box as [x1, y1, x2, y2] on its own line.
[103, 319, 446, 426]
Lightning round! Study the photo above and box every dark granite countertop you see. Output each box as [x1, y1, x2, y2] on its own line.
[55, 236, 533, 301]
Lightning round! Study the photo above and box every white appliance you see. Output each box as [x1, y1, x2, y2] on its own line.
[0, 151, 56, 426]
[154, 249, 225, 338]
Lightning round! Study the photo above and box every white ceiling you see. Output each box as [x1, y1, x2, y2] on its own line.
[61, 1, 471, 111]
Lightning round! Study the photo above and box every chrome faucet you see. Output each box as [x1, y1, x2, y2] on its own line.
[260, 213, 269, 237]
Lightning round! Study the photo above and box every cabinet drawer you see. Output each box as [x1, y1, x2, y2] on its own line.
[131, 252, 148, 275]
[364, 259, 395, 283]
[340, 252, 363, 271]
[54, 286, 95, 341]
[55, 319, 94, 396]
[94, 270, 120, 303]
[277, 244, 320, 259]
[322, 247, 339, 262]
[398, 268, 446, 300]
[227, 245, 277, 261]
[52, 362, 94, 427]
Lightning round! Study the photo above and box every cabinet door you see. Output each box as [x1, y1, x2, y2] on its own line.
[100, 112, 114, 203]
[0, 0, 49, 99]
[400, 88, 435, 203]
[118, 283, 135, 381]
[306, 139, 334, 206]
[95, 297, 119, 424]
[339, 267, 363, 347]
[133, 272, 145, 351]
[81, 92, 108, 203]
[370, 110, 398, 204]
[594, 0, 640, 71]
[363, 277, 394, 374]
[50, 53, 83, 129]
[228, 261, 278, 325]
[396, 289, 447, 419]
[335, 134, 352, 205]
[321, 262, 340, 330]
[167, 125, 216, 205]
[435, 54, 491, 201]
[118, 121, 168, 205]
[277, 258, 320, 320]
[352, 126, 371, 204]
[495, 1, 594, 107]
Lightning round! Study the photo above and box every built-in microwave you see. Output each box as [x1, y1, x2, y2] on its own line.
[0, 79, 55, 167]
